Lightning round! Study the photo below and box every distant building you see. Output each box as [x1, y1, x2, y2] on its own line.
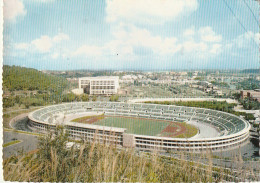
[121, 75, 137, 83]
[71, 88, 84, 95]
[214, 90, 223, 96]
[240, 90, 260, 102]
[240, 90, 249, 99]
[79, 76, 119, 95]
[199, 81, 212, 87]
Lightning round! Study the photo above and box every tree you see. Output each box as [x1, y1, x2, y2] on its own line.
[62, 93, 76, 102]
[92, 95, 97, 102]
[109, 95, 119, 102]
[80, 94, 89, 102]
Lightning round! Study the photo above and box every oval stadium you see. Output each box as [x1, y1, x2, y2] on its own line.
[28, 102, 251, 152]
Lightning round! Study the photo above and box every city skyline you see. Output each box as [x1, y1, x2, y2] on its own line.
[3, 0, 259, 71]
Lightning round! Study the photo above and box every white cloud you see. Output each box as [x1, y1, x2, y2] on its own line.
[254, 33, 260, 43]
[210, 44, 222, 54]
[199, 26, 222, 42]
[73, 25, 223, 60]
[4, 0, 27, 21]
[51, 53, 59, 59]
[106, 0, 198, 24]
[14, 33, 70, 53]
[228, 31, 259, 49]
[72, 24, 181, 58]
[245, 31, 260, 44]
[182, 41, 207, 53]
[14, 43, 30, 50]
[34, 0, 54, 2]
[183, 28, 195, 39]
[73, 45, 103, 57]
[53, 33, 69, 43]
[181, 26, 222, 57]
[31, 36, 53, 53]
[111, 24, 181, 55]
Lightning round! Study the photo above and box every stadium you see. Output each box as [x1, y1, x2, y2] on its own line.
[28, 102, 251, 152]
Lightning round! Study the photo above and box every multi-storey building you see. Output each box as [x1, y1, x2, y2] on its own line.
[79, 76, 119, 95]
[240, 90, 260, 102]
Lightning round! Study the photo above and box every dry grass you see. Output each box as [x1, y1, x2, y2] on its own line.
[71, 114, 105, 123]
[173, 122, 198, 138]
[3, 126, 259, 182]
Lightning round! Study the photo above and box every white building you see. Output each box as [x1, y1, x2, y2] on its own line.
[121, 75, 138, 83]
[79, 76, 119, 95]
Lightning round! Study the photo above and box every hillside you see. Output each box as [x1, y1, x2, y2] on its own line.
[3, 65, 68, 93]
[3, 65, 70, 108]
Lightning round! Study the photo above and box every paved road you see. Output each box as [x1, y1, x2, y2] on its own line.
[3, 131, 38, 159]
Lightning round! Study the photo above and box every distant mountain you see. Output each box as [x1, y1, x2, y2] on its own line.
[240, 69, 259, 74]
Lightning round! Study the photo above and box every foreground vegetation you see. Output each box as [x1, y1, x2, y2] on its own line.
[4, 127, 258, 182]
[145, 101, 255, 121]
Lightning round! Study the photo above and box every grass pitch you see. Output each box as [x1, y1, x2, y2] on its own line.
[93, 116, 169, 136]
[71, 115, 198, 138]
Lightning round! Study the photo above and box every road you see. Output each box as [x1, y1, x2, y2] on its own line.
[3, 131, 38, 159]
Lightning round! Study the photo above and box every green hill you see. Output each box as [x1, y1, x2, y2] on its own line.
[3, 65, 68, 93]
[3, 65, 70, 108]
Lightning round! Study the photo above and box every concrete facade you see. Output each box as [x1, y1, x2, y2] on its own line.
[28, 102, 250, 152]
[79, 76, 119, 95]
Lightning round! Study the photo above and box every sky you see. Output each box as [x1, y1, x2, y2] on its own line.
[3, 0, 260, 71]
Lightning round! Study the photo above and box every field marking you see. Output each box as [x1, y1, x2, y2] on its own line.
[3, 140, 23, 148]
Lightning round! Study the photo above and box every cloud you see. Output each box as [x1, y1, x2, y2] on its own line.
[4, 0, 27, 21]
[53, 33, 70, 43]
[182, 41, 207, 53]
[73, 25, 223, 60]
[51, 53, 59, 59]
[183, 28, 195, 39]
[244, 31, 260, 45]
[180, 26, 222, 57]
[210, 44, 222, 54]
[106, 0, 198, 24]
[34, 0, 54, 2]
[14, 33, 70, 53]
[72, 45, 103, 57]
[72, 24, 181, 58]
[14, 43, 30, 50]
[227, 31, 259, 49]
[199, 26, 222, 42]
[32, 36, 53, 53]
[109, 24, 181, 55]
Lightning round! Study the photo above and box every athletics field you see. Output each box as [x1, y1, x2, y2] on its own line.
[72, 115, 197, 138]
